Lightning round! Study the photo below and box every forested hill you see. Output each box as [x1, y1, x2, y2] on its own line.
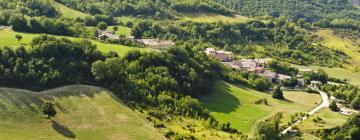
[54, 0, 232, 18]
[214, 0, 360, 21]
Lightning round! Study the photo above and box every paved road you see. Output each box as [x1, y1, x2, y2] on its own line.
[280, 87, 329, 135]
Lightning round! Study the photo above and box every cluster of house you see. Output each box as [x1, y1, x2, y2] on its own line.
[205, 48, 305, 86]
[97, 30, 175, 50]
[233, 59, 305, 86]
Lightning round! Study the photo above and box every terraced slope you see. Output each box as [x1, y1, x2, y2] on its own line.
[0, 86, 165, 140]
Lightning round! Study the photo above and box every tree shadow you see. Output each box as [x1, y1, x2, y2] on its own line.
[0, 85, 108, 111]
[51, 120, 76, 139]
[199, 81, 241, 113]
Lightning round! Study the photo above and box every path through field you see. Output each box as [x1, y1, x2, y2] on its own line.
[280, 87, 330, 135]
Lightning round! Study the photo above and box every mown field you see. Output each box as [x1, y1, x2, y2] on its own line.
[0, 86, 165, 140]
[0, 28, 148, 56]
[199, 81, 322, 136]
[53, 1, 91, 18]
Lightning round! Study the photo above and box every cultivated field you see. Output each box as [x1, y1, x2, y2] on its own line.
[0, 28, 148, 56]
[0, 86, 165, 140]
[199, 81, 322, 136]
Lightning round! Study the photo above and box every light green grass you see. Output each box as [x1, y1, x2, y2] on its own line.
[104, 26, 132, 36]
[315, 29, 360, 67]
[0, 28, 148, 56]
[0, 86, 165, 140]
[199, 81, 322, 136]
[294, 64, 360, 85]
[53, 1, 90, 18]
[180, 13, 251, 23]
[297, 108, 348, 139]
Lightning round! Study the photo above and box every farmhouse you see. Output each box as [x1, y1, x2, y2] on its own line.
[233, 59, 268, 72]
[310, 81, 322, 88]
[261, 70, 277, 82]
[137, 39, 175, 50]
[97, 30, 119, 40]
[205, 48, 234, 62]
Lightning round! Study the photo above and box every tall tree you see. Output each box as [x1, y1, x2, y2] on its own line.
[272, 86, 284, 100]
[42, 102, 57, 119]
[15, 34, 22, 43]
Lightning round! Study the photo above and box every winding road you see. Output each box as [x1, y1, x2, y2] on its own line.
[280, 87, 330, 135]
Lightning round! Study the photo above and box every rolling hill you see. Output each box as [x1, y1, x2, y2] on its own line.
[0, 27, 148, 56]
[199, 81, 323, 136]
[0, 85, 165, 140]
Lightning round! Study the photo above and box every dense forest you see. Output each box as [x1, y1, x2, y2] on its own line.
[55, 0, 232, 18]
[0, 0, 60, 17]
[214, 0, 360, 21]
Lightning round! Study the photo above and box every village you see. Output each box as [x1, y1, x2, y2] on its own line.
[205, 47, 305, 87]
[97, 29, 360, 118]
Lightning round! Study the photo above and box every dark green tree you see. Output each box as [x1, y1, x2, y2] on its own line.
[42, 102, 57, 119]
[97, 22, 108, 31]
[329, 101, 339, 111]
[351, 96, 360, 110]
[272, 86, 284, 100]
[15, 34, 22, 43]
[113, 26, 119, 32]
[254, 78, 271, 91]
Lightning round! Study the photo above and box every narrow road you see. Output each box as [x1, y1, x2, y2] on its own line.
[280, 87, 330, 135]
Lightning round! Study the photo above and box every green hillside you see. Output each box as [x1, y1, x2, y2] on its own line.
[199, 81, 322, 136]
[0, 28, 148, 56]
[0, 85, 165, 140]
[53, 1, 90, 18]
[214, 0, 360, 21]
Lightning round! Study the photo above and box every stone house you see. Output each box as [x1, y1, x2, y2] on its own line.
[97, 30, 119, 40]
[205, 48, 234, 62]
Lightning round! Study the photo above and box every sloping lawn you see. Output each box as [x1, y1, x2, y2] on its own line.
[199, 81, 321, 136]
[0, 86, 165, 140]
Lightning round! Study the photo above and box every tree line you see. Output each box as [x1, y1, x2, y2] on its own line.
[55, 0, 231, 19]
[0, 35, 239, 138]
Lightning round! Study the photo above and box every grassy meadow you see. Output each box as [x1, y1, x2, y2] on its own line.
[0, 86, 165, 140]
[0, 28, 148, 56]
[53, 1, 91, 18]
[294, 64, 360, 85]
[199, 81, 322, 136]
[294, 108, 349, 139]
[315, 29, 360, 67]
